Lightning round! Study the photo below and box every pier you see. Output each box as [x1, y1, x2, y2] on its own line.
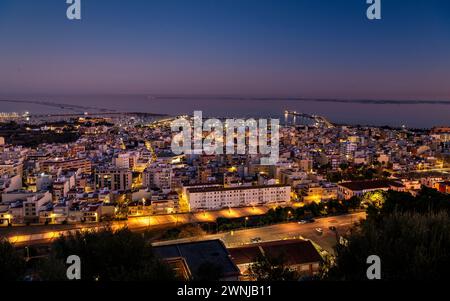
[284, 110, 334, 128]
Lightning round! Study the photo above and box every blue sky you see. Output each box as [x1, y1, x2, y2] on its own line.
[0, 0, 449, 99]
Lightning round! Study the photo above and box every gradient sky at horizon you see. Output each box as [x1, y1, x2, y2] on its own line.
[0, 0, 450, 100]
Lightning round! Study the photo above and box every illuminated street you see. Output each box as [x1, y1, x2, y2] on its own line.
[152, 212, 366, 254]
[1, 206, 270, 246]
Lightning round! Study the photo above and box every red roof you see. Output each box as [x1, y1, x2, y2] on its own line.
[228, 239, 323, 266]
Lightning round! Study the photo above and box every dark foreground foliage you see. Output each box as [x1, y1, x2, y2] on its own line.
[34, 228, 175, 281]
[326, 188, 450, 280]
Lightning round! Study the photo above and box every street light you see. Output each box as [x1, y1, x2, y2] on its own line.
[25, 246, 30, 262]
[244, 217, 249, 229]
[142, 198, 146, 215]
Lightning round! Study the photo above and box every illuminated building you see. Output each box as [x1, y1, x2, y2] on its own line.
[143, 164, 172, 190]
[186, 184, 291, 211]
[337, 180, 405, 200]
[42, 158, 92, 174]
[95, 167, 132, 191]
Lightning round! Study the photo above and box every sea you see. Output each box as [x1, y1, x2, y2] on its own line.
[1, 95, 449, 129]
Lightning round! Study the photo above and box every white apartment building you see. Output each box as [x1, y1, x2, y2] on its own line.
[186, 184, 291, 211]
[0, 174, 22, 193]
[143, 164, 172, 190]
[113, 152, 139, 169]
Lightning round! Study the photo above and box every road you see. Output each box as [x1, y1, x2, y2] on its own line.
[2, 207, 365, 253]
[153, 212, 366, 254]
[0, 206, 270, 246]
[411, 167, 450, 173]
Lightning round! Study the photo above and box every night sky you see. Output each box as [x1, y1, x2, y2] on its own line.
[0, 0, 449, 100]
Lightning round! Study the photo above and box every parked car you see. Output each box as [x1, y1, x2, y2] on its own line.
[315, 228, 323, 234]
[250, 237, 262, 243]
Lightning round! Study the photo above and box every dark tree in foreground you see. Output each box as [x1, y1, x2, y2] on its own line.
[38, 228, 175, 281]
[327, 211, 450, 280]
[248, 253, 299, 281]
[0, 239, 26, 281]
[380, 187, 450, 215]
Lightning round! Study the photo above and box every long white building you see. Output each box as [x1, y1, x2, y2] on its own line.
[186, 184, 291, 211]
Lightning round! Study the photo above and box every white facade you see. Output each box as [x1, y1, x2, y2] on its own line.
[143, 164, 172, 190]
[186, 185, 291, 211]
[114, 153, 131, 169]
[0, 174, 22, 193]
[113, 152, 139, 169]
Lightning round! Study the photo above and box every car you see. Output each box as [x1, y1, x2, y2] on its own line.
[315, 228, 323, 234]
[250, 237, 262, 243]
[298, 220, 308, 224]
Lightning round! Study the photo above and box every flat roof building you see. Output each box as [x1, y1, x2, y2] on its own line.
[228, 239, 323, 279]
[153, 239, 240, 281]
[186, 184, 291, 211]
[338, 180, 405, 200]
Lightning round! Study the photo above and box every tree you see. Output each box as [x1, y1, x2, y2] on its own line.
[0, 239, 26, 281]
[373, 188, 450, 217]
[345, 196, 361, 210]
[339, 163, 349, 170]
[37, 228, 176, 281]
[361, 190, 386, 209]
[248, 253, 299, 281]
[178, 224, 206, 238]
[326, 211, 450, 280]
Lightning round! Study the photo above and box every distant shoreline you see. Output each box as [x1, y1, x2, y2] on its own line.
[147, 96, 450, 105]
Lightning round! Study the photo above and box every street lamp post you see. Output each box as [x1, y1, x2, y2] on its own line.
[245, 217, 249, 229]
[142, 198, 146, 216]
[25, 246, 30, 262]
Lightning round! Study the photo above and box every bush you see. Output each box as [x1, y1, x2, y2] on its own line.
[37, 228, 176, 281]
[0, 239, 26, 281]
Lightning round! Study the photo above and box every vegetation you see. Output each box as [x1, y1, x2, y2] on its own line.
[0, 121, 80, 147]
[160, 224, 206, 240]
[37, 228, 175, 281]
[325, 188, 450, 280]
[0, 239, 26, 281]
[248, 253, 299, 281]
[326, 163, 391, 182]
[207, 199, 361, 233]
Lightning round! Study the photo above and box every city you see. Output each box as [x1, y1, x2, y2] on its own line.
[1, 108, 449, 281]
[1, 0, 450, 295]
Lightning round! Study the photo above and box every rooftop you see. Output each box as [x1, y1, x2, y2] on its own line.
[153, 239, 240, 279]
[187, 184, 290, 193]
[228, 239, 323, 266]
[338, 180, 404, 191]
